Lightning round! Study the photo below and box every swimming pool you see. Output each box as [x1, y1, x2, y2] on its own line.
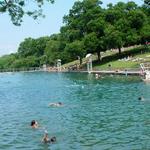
[0, 72, 150, 150]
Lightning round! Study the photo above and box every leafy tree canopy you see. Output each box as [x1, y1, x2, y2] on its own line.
[0, 0, 54, 25]
[144, 0, 150, 6]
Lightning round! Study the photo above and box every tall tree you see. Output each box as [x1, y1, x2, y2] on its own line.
[105, 25, 124, 54]
[104, 1, 147, 53]
[84, 32, 106, 61]
[62, 0, 104, 59]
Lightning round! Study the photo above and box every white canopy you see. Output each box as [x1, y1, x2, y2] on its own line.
[57, 59, 61, 62]
[85, 53, 92, 58]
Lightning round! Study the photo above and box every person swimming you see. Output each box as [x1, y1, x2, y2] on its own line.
[42, 130, 56, 143]
[31, 120, 39, 128]
[95, 73, 101, 79]
[48, 102, 63, 107]
[138, 96, 144, 101]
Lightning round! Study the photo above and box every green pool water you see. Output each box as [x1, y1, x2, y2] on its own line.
[0, 72, 150, 150]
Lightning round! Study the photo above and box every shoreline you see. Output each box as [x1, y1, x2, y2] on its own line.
[0, 68, 142, 76]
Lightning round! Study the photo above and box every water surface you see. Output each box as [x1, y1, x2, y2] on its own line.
[0, 72, 150, 150]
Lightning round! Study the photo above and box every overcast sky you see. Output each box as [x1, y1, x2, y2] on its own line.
[0, 0, 143, 56]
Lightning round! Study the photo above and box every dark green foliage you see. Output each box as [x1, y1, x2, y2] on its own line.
[0, 0, 54, 26]
[144, 0, 150, 6]
[64, 40, 86, 63]
[11, 56, 39, 68]
[0, 54, 17, 69]
[18, 37, 50, 57]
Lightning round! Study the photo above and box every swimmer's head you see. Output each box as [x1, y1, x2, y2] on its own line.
[138, 96, 144, 101]
[50, 136, 56, 142]
[31, 120, 36, 126]
[31, 120, 38, 127]
[58, 102, 62, 105]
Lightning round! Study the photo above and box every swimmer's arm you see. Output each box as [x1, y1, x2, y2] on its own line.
[48, 103, 55, 106]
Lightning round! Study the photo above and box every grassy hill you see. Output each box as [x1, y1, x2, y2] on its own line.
[62, 45, 150, 71]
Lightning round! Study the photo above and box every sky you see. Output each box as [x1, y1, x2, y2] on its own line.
[0, 0, 143, 56]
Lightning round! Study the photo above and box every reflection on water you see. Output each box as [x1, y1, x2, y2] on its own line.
[0, 72, 150, 150]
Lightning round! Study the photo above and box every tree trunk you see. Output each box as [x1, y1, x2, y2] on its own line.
[118, 47, 121, 54]
[97, 51, 101, 62]
[79, 58, 82, 65]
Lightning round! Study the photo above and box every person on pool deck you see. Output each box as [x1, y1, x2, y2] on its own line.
[42, 131, 56, 143]
[31, 120, 39, 128]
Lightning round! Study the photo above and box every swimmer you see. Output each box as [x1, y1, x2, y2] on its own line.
[138, 96, 144, 101]
[42, 130, 56, 143]
[95, 73, 101, 79]
[31, 120, 39, 128]
[95, 74, 100, 79]
[48, 102, 63, 107]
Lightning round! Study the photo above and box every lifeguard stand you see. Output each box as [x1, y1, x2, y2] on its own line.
[43, 64, 47, 71]
[140, 63, 150, 81]
[140, 63, 150, 72]
[86, 53, 92, 73]
[57, 59, 61, 72]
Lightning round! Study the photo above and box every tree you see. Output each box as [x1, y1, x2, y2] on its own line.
[144, 0, 150, 6]
[140, 24, 150, 44]
[62, 0, 104, 60]
[45, 40, 62, 65]
[34, 36, 51, 57]
[64, 40, 86, 64]
[127, 10, 146, 30]
[125, 29, 140, 46]
[18, 38, 37, 57]
[105, 25, 124, 54]
[62, 0, 103, 41]
[11, 56, 39, 68]
[104, 1, 148, 52]
[86, 16, 106, 61]
[0, 54, 17, 69]
[84, 32, 106, 61]
[18, 36, 50, 57]
[0, 0, 54, 26]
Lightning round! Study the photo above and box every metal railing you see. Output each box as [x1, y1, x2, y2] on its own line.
[0, 67, 43, 73]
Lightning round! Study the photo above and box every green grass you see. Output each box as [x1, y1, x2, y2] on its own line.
[62, 45, 150, 70]
[62, 55, 98, 68]
[94, 61, 139, 70]
[93, 45, 150, 70]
